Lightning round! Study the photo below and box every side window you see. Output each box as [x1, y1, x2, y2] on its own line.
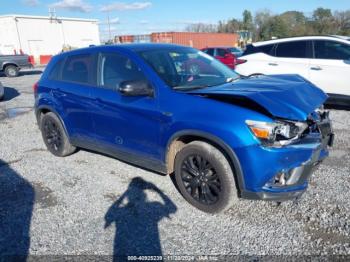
[99, 53, 147, 90]
[48, 58, 64, 80]
[275, 41, 308, 58]
[258, 44, 275, 55]
[242, 44, 256, 56]
[206, 48, 214, 56]
[216, 48, 227, 57]
[314, 40, 350, 60]
[62, 54, 93, 84]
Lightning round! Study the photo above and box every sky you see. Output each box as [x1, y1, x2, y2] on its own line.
[1, 0, 349, 41]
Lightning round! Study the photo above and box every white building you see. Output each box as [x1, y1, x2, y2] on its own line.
[0, 14, 100, 64]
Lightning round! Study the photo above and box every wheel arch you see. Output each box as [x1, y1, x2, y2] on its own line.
[35, 105, 71, 142]
[2, 62, 19, 71]
[165, 130, 245, 194]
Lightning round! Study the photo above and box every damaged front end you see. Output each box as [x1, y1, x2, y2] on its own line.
[240, 108, 334, 201]
[245, 107, 334, 148]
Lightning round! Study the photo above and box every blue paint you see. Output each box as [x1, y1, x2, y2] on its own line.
[35, 44, 331, 200]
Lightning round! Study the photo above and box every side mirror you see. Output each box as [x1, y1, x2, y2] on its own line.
[118, 79, 154, 97]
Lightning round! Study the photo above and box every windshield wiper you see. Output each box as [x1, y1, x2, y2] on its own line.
[173, 86, 209, 91]
[226, 77, 240, 82]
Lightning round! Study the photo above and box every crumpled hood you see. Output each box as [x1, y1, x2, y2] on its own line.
[188, 74, 328, 121]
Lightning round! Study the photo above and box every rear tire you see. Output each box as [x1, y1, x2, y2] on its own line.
[40, 112, 76, 157]
[174, 141, 238, 213]
[4, 65, 19, 77]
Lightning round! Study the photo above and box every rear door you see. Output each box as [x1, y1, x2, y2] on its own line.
[236, 44, 275, 76]
[50, 53, 97, 144]
[272, 40, 311, 79]
[90, 51, 162, 160]
[309, 40, 350, 96]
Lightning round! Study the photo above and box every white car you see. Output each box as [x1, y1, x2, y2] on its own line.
[236, 36, 350, 106]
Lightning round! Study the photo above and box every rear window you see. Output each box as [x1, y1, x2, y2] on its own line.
[62, 54, 93, 84]
[275, 41, 309, 58]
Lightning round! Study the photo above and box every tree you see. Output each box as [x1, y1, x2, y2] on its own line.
[242, 10, 254, 31]
[254, 9, 273, 40]
[213, 7, 350, 42]
[185, 23, 218, 33]
[218, 18, 242, 33]
[334, 10, 350, 35]
[279, 11, 309, 36]
[312, 7, 335, 34]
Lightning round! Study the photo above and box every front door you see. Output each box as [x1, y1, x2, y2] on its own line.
[309, 40, 350, 96]
[90, 52, 162, 161]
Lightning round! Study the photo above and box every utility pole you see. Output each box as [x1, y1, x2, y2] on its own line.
[107, 11, 112, 42]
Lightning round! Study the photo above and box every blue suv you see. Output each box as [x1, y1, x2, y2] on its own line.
[34, 44, 333, 213]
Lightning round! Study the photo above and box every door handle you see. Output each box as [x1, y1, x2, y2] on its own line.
[311, 66, 322, 71]
[268, 62, 278, 66]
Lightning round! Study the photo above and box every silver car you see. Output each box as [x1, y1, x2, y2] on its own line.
[0, 81, 4, 100]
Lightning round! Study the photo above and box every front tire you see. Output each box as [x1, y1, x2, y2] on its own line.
[174, 141, 238, 213]
[4, 65, 19, 77]
[40, 112, 76, 157]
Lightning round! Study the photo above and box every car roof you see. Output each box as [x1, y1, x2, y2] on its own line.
[60, 43, 192, 55]
[252, 35, 350, 47]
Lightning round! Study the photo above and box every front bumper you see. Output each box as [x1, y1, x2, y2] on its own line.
[238, 115, 334, 201]
[241, 146, 324, 201]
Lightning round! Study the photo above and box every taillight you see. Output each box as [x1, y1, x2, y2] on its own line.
[33, 82, 38, 93]
[235, 59, 247, 65]
[28, 56, 34, 65]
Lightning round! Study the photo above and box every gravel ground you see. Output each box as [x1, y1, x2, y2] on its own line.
[0, 71, 350, 258]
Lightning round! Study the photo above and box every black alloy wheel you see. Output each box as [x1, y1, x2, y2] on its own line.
[40, 112, 76, 157]
[43, 118, 62, 152]
[181, 154, 221, 205]
[174, 141, 238, 213]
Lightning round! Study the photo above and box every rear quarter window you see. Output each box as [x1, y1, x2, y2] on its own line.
[61, 54, 94, 85]
[48, 58, 64, 81]
[243, 44, 274, 56]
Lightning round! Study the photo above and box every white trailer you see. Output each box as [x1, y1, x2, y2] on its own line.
[0, 15, 100, 64]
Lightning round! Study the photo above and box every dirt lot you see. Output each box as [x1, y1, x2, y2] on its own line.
[0, 71, 350, 258]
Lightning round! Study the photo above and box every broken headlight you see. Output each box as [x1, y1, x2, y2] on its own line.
[246, 120, 308, 147]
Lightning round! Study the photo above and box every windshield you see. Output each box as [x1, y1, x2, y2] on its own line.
[138, 47, 240, 90]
